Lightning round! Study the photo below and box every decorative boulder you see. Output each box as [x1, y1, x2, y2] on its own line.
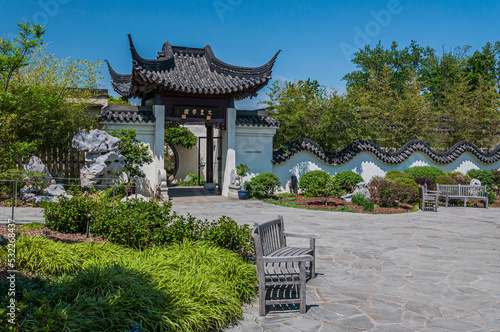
[80, 153, 126, 188]
[44, 184, 72, 198]
[341, 182, 370, 202]
[22, 156, 52, 182]
[120, 194, 151, 202]
[72, 129, 121, 153]
[470, 179, 481, 186]
[33, 196, 60, 204]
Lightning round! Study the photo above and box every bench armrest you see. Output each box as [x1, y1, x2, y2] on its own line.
[284, 232, 321, 239]
[263, 255, 314, 263]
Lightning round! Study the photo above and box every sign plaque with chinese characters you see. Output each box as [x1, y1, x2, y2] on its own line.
[174, 106, 221, 121]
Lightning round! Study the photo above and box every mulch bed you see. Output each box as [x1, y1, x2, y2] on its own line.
[0, 225, 106, 244]
[273, 196, 415, 214]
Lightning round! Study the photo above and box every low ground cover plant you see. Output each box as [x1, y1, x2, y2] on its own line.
[44, 196, 253, 258]
[0, 236, 256, 331]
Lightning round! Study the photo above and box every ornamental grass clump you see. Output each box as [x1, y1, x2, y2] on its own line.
[0, 236, 257, 331]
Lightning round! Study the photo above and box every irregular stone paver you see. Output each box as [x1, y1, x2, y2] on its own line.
[169, 195, 500, 332]
[4, 192, 500, 331]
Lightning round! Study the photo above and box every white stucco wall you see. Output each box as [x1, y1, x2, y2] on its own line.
[235, 126, 277, 183]
[272, 150, 500, 192]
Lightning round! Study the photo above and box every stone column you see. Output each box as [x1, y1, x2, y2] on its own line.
[221, 107, 236, 197]
[153, 104, 168, 200]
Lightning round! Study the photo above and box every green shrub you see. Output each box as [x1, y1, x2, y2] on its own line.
[435, 175, 458, 185]
[369, 178, 416, 207]
[203, 216, 253, 259]
[385, 170, 413, 182]
[488, 191, 497, 204]
[351, 192, 366, 206]
[445, 171, 471, 185]
[44, 195, 100, 233]
[333, 171, 364, 193]
[403, 166, 445, 182]
[0, 237, 257, 331]
[392, 177, 419, 194]
[467, 169, 495, 186]
[245, 172, 281, 198]
[491, 169, 500, 187]
[44, 196, 253, 257]
[362, 200, 375, 212]
[298, 170, 332, 198]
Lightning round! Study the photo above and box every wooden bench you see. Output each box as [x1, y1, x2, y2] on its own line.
[419, 185, 439, 212]
[251, 216, 320, 315]
[436, 184, 489, 208]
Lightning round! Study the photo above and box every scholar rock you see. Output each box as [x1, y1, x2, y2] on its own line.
[470, 179, 481, 186]
[72, 129, 121, 153]
[33, 196, 59, 204]
[44, 184, 71, 198]
[341, 182, 370, 202]
[80, 153, 125, 188]
[22, 156, 52, 182]
[120, 194, 151, 202]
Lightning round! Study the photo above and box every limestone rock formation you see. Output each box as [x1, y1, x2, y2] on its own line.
[72, 129, 121, 153]
[341, 182, 370, 202]
[79, 153, 126, 188]
[72, 129, 125, 189]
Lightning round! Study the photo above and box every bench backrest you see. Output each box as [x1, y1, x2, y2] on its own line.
[437, 184, 488, 197]
[252, 216, 286, 257]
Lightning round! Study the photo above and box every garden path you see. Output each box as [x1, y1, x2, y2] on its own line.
[171, 197, 500, 332]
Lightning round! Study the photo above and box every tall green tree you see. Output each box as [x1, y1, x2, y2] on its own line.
[0, 22, 102, 171]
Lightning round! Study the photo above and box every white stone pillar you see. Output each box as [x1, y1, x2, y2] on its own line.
[153, 105, 168, 200]
[221, 107, 236, 197]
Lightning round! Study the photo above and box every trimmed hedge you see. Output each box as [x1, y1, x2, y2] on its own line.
[333, 171, 363, 193]
[403, 166, 445, 182]
[245, 172, 281, 198]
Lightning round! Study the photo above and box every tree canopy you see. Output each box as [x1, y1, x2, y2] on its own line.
[0, 22, 103, 171]
[264, 40, 500, 152]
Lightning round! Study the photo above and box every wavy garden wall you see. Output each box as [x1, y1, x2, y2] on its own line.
[272, 139, 500, 191]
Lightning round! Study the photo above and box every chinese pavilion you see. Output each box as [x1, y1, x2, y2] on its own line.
[104, 35, 280, 198]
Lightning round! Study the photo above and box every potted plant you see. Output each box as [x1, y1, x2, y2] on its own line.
[236, 163, 250, 200]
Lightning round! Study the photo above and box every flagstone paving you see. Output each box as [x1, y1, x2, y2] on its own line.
[170, 196, 500, 332]
[2, 192, 500, 331]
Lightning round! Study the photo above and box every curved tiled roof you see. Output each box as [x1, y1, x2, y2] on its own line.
[272, 139, 500, 165]
[107, 35, 280, 101]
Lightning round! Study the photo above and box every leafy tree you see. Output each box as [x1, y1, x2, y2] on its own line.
[0, 22, 102, 171]
[261, 79, 327, 149]
[262, 79, 363, 151]
[107, 94, 130, 105]
[110, 129, 153, 182]
[347, 66, 431, 149]
[165, 126, 197, 149]
[343, 41, 435, 92]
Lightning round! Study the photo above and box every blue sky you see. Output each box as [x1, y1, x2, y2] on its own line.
[2, 0, 499, 109]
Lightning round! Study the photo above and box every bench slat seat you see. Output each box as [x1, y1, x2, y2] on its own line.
[437, 184, 489, 208]
[252, 216, 320, 316]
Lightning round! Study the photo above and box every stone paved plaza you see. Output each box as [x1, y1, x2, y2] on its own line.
[169, 192, 500, 332]
[2, 191, 499, 331]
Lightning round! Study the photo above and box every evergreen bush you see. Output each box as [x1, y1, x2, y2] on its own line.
[245, 172, 281, 198]
[403, 166, 445, 182]
[333, 171, 364, 193]
[435, 175, 458, 185]
[466, 169, 495, 186]
[298, 170, 332, 198]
